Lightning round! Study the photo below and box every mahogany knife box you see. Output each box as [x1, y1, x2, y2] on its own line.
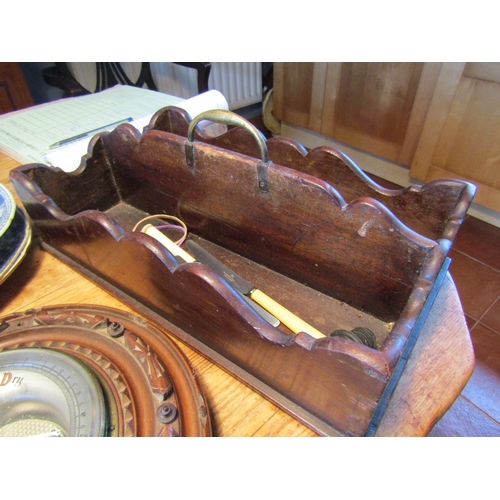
[9, 106, 476, 436]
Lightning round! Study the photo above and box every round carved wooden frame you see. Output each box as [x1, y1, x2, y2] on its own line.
[0, 304, 212, 437]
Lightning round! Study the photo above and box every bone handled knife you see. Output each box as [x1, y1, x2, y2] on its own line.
[186, 240, 326, 339]
[141, 225, 280, 327]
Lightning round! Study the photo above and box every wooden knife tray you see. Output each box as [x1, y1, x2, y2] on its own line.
[9, 106, 476, 436]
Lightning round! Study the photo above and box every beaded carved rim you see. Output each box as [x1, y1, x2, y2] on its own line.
[0, 304, 212, 437]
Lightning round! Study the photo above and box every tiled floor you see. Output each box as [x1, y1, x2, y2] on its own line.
[366, 177, 500, 435]
[247, 113, 500, 437]
[427, 216, 500, 436]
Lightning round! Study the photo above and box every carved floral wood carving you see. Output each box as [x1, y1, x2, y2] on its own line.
[0, 305, 212, 437]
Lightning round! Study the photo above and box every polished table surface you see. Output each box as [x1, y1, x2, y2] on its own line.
[0, 152, 475, 437]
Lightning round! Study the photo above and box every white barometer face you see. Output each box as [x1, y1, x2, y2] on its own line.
[0, 348, 106, 437]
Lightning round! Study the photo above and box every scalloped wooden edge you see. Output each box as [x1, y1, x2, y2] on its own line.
[148, 106, 476, 243]
[10, 151, 444, 377]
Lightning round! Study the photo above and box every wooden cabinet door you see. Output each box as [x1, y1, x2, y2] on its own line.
[0, 63, 34, 115]
[273, 62, 441, 166]
[410, 62, 500, 212]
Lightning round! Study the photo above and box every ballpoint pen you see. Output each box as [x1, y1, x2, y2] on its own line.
[48, 117, 133, 149]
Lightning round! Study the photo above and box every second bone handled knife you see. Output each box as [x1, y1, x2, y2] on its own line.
[186, 240, 326, 339]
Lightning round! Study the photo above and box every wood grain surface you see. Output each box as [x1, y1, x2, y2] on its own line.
[0, 152, 474, 436]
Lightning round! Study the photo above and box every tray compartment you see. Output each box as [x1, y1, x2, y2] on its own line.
[152, 106, 475, 243]
[10, 111, 475, 436]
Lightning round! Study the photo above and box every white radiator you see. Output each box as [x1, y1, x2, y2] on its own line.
[209, 62, 262, 109]
[151, 62, 262, 109]
[67, 62, 262, 110]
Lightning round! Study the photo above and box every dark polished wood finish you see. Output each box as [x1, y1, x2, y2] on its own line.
[152, 107, 475, 243]
[0, 63, 34, 115]
[7, 108, 476, 436]
[0, 150, 475, 436]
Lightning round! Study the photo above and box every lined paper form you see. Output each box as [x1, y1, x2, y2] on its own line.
[0, 86, 183, 168]
[43, 114, 156, 172]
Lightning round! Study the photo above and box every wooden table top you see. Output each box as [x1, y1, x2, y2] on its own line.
[0, 152, 475, 437]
